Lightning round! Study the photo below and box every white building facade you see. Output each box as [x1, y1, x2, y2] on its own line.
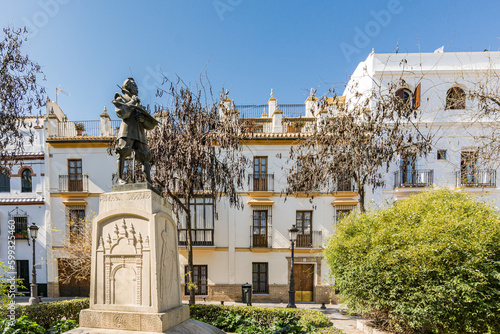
[344, 51, 500, 207]
[6, 50, 499, 302]
[0, 117, 48, 296]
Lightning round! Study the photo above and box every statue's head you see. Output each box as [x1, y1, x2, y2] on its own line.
[121, 77, 138, 96]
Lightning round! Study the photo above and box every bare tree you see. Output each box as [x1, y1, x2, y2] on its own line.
[149, 77, 247, 305]
[0, 26, 45, 163]
[287, 81, 433, 212]
[57, 218, 92, 286]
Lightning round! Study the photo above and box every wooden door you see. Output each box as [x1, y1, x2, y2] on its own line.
[294, 263, 314, 302]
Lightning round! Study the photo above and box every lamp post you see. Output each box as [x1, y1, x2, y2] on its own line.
[28, 222, 40, 305]
[287, 224, 299, 308]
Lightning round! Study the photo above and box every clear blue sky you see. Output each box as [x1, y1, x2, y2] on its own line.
[1, 0, 499, 120]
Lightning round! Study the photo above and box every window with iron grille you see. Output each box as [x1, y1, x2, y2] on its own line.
[9, 208, 28, 239]
[0, 168, 10, 192]
[21, 169, 32, 193]
[67, 206, 85, 243]
[334, 205, 355, 224]
[184, 265, 207, 295]
[178, 197, 214, 246]
[14, 216, 28, 239]
[252, 262, 268, 294]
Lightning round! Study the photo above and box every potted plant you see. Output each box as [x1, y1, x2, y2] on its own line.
[15, 230, 28, 239]
[75, 123, 85, 136]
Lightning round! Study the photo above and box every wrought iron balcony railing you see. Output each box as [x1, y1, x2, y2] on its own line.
[394, 169, 434, 188]
[249, 174, 274, 192]
[59, 174, 89, 192]
[178, 229, 214, 246]
[250, 226, 272, 248]
[334, 178, 357, 192]
[295, 230, 323, 248]
[455, 169, 496, 187]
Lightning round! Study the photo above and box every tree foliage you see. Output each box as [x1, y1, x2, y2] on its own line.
[287, 81, 432, 212]
[325, 189, 500, 333]
[149, 76, 247, 304]
[0, 26, 45, 162]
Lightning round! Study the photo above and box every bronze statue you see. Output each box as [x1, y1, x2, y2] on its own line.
[113, 77, 158, 185]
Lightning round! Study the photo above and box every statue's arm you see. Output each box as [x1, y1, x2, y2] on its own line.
[112, 93, 133, 119]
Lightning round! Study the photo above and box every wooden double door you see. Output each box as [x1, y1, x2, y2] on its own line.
[294, 263, 314, 302]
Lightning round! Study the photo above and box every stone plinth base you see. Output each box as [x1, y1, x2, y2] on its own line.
[66, 319, 224, 334]
[78, 306, 189, 333]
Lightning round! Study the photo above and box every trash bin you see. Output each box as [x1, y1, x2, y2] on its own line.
[241, 282, 252, 306]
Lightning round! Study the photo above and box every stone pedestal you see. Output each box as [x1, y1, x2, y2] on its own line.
[73, 184, 192, 333]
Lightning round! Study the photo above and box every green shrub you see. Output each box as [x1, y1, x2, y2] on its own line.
[0, 298, 89, 329]
[0, 315, 45, 334]
[47, 319, 78, 334]
[325, 189, 500, 333]
[190, 304, 333, 333]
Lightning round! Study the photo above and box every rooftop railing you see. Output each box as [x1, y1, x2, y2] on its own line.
[236, 104, 305, 118]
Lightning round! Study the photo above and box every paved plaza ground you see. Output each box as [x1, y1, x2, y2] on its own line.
[14, 297, 364, 334]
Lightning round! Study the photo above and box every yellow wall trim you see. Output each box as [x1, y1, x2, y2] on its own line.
[51, 193, 101, 198]
[48, 142, 110, 148]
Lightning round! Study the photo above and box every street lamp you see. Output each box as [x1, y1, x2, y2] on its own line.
[287, 224, 299, 308]
[28, 222, 40, 305]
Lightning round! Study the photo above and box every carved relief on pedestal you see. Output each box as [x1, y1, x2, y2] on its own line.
[96, 219, 150, 306]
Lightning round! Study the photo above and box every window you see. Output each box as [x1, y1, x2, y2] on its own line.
[68, 159, 83, 191]
[0, 168, 10, 192]
[184, 265, 207, 295]
[460, 150, 478, 185]
[395, 88, 412, 107]
[336, 174, 353, 192]
[296, 211, 312, 248]
[21, 169, 32, 192]
[400, 156, 416, 185]
[252, 210, 268, 247]
[253, 157, 268, 191]
[178, 197, 214, 246]
[446, 87, 466, 110]
[9, 208, 28, 239]
[68, 207, 85, 243]
[252, 263, 268, 294]
[14, 216, 28, 239]
[437, 150, 447, 160]
[335, 205, 355, 224]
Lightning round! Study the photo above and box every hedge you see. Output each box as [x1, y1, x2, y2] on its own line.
[325, 189, 500, 333]
[0, 299, 340, 334]
[0, 298, 89, 329]
[189, 304, 335, 333]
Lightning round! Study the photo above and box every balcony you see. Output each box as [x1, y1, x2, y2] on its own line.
[455, 170, 496, 187]
[249, 174, 274, 192]
[178, 229, 214, 246]
[59, 175, 89, 192]
[334, 177, 357, 192]
[394, 170, 434, 188]
[295, 231, 323, 248]
[250, 227, 272, 248]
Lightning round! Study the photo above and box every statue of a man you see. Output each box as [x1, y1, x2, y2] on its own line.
[112, 77, 158, 185]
